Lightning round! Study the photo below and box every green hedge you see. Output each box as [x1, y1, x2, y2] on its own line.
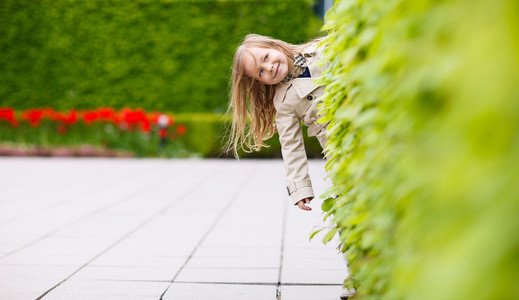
[317, 0, 519, 299]
[0, 0, 322, 113]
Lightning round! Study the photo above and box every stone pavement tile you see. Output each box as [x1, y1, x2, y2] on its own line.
[47, 295, 157, 300]
[0, 218, 65, 237]
[13, 236, 117, 256]
[100, 236, 196, 257]
[0, 279, 59, 300]
[90, 254, 186, 268]
[281, 268, 347, 284]
[206, 224, 282, 235]
[185, 256, 279, 269]
[43, 279, 170, 299]
[103, 246, 193, 258]
[162, 283, 277, 300]
[201, 231, 281, 248]
[73, 265, 178, 281]
[212, 223, 283, 238]
[194, 246, 279, 259]
[283, 256, 347, 270]
[283, 230, 332, 249]
[48, 227, 126, 240]
[105, 244, 194, 257]
[56, 215, 142, 235]
[280, 285, 344, 300]
[0, 233, 42, 244]
[0, 253, 92, 266]
[175, 267, 278, 283]
[130, 213, 201, 229]
[283, 246, 343, 260]
[0, 234, 44, 254]
[212, 220, 282, 228]
[0, 265, 77, 280]
[1, 191, 128, 226]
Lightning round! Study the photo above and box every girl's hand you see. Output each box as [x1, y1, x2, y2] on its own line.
[296, 198, 312, 211]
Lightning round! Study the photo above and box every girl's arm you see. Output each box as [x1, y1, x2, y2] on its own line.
[275, 104, 315, 208]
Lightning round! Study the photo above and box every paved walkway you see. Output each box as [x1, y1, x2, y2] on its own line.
[0, 158, 348, 300]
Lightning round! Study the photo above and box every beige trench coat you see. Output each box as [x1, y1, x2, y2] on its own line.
[273, 44, 329, 205]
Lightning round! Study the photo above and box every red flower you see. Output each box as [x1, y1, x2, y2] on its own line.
[63, 110, 77, 125]
[98, 107, 116, 122]
[159, 128, 168, 138]
[0, 107, 18, 127]
[176, 124, 187, 135]
[81, 110, 100, 125]
[46, 108, 61, 122]
[22, 109, 44, 127]
[118, 108, 154, 132]
[51, 110, 77, 125]
[140, 121, 151, 133]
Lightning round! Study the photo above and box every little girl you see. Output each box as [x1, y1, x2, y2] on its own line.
[227, 34, 330, 211]
[227, 34, 356, 299]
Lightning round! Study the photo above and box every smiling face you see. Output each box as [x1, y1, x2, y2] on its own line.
[243, 47, 293, 85]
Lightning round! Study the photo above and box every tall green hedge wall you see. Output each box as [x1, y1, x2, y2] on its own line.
[317, 0, 519, 299]
[0, 0, 322, 112]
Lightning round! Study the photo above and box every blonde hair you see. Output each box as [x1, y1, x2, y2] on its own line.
[226, 34, 318, 157]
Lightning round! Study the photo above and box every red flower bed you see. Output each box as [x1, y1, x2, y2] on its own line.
[0, 107, 188, 157]
[0, 107, 186, 136]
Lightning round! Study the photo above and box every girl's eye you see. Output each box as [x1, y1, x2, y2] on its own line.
[259, 69, 263, 76]
[264, 55, 269, 61]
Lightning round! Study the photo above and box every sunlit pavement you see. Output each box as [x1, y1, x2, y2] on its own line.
[0, 158, 348, 300]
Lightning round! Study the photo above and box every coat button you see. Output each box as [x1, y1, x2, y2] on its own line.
[306, 95, 314, 101]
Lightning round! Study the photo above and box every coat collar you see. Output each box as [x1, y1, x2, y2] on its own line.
[273, 43, 326, 103]
[273, 77, 321, 104]
[291, 78, 320, 98]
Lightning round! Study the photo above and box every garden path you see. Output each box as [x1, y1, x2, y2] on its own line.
[0, 158, 348, 300]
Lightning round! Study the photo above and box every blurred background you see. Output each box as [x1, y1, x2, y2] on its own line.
[0, 0, 331, 158]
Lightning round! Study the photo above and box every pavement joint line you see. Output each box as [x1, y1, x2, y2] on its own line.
[0, 167, 192, 260]
[173, 281, 344, 286]
[276, 195, 289, 300]
[71, 279, 343, 286]
[194, 245, 280, 249]
[158, 163, 258, 300]
[34, 164, 221, 300]
[183, 266, 278, 270]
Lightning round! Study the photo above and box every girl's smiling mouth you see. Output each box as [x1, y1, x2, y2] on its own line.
[275, 63, 279, 77]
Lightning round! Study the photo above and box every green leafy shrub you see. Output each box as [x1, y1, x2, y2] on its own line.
[316, 0, 519, 299]
[0, 0, 322, 113]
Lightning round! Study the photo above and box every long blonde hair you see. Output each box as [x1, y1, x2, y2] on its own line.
[226, 34, 318, 157]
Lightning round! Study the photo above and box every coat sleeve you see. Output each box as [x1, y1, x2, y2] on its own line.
[275, 105, 314, 205]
